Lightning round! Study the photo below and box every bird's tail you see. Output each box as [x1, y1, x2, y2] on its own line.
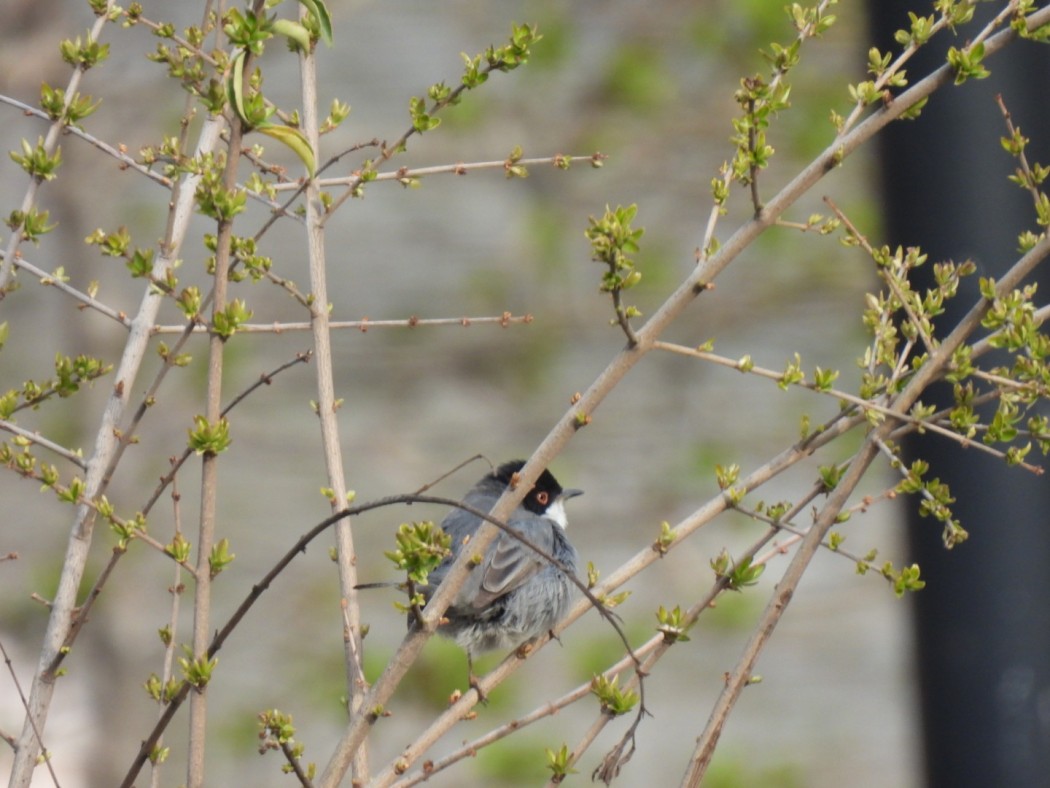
[354, 580, 404, 591]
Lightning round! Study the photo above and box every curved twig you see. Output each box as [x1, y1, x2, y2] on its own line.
[117, 489, 637, 788]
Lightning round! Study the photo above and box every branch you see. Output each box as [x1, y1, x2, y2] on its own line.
[0, 420, 86, 469]
[681, 439, 882, 784]
[1, 250, 132, 328]
[318, 34, 550, 225]
[0, 637, 61, 787]
[653, 341, 1045, 474]
[186, 100, 246, 788]
[0, 93, 172, 187]
[393, 679, 600, 787]
[149, 473, 187, 788]
[149, 313, 534, 334]
[681, 208, 1050, 787]
[9, 109, 226, 788]
[44, 350, 311, 681]
[0, 93, 290, 221]
[280, 153, 606, 191]
[280, 739, 315, 787]
[296, 25, 370, 783]
[0, 3, 116, 298]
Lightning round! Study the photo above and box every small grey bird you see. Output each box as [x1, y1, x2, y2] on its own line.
[415, 460, 582, 687]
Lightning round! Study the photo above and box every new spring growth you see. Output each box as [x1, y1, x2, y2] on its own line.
[384, 521, 451, 586]
[591, 673, 639, 716]
[710, 549, 765, 590]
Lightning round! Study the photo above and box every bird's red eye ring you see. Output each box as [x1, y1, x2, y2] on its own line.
[535, 491, 549, 505]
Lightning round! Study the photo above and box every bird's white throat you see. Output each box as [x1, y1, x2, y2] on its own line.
[546, 499, 569, 529]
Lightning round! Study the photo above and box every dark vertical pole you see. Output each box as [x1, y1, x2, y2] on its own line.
[865, 4, 1050, 787]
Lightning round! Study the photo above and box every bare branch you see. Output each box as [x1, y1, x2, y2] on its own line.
[280, 153, 605, 191]
[2, 251, 132, 328]
[0, 420, 86, 469]
[9, 110, 226, 787]
[653, 341, 1045, 474]
[0, 637, 61, 787]
[149, 313, 535, 334]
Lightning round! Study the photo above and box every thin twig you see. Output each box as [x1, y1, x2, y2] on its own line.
[411, 454, 488, 495]
[277, 153, 605, 191]
[747, 96, 762, 214]
[653, 341, 1045, 474]
[150, 473, 187, 788]
[996, 93, 1042, 202]
[141, 350, 312, 516]
[149, 314, 535, 334]
[1, 251, 132, 328]
[249, 139, 381, 241]
[279, 739, 315, 788]
[733, 485, 895, 576]
[297, 25, 370, 782]
[220, 350, 314, 418]
[609, 283, 639, 346]
[0, 420, 86, 469]
[825, 197, 938, 355]
[0, 637, 62, 787]
[317, 53, 555, 226]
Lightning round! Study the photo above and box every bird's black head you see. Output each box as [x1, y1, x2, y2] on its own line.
[490, 459, 582, 518]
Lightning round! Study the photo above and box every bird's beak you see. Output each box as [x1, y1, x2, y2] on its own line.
[562, 488, 584, 501]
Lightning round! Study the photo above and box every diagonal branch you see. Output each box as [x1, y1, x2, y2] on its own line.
[8, 110, 225, 786]
[0, 637, 61, 787]
[0, 419, 86, 470]
[41, 350, 312, 682]
[680, 216, 1050, 787]
[2, 250, 132, 328]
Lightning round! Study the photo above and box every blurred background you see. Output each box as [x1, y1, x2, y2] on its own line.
[0, 1, 926, 785]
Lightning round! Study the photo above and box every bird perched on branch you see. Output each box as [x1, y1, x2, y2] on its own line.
[414, 459, 583, 691]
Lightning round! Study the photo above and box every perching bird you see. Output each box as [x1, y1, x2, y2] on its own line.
[414, 459, 582, 688]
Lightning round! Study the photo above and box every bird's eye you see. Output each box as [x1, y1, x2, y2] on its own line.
[535, 491, 549, 506]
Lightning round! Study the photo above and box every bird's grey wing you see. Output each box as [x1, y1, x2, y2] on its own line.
[419, 491, 497, 595]
[438, 506, 485, 550]
[469, 516, 555, 610]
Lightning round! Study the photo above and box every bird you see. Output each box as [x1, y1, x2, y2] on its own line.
[413, 459, 582, 691]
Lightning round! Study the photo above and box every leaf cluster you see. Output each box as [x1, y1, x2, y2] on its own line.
[0, 353, 112, 419]
[384, 521, 452, 587]
[585, 204, 645, 338]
